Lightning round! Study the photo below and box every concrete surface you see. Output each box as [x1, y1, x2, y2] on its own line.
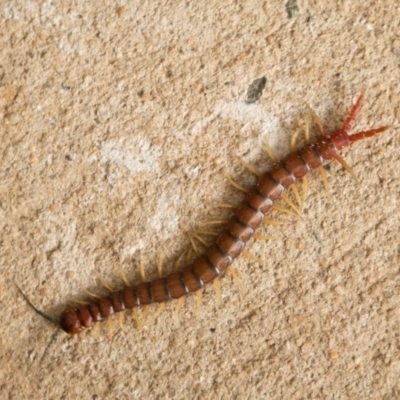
[1, 1, 399, 399]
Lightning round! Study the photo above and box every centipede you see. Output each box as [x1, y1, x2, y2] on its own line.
[21, 93, 390, 336]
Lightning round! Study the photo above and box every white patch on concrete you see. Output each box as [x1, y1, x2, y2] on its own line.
[101, 137, 161, 174]
[184, 166, 200, 178]
[148, 192, 181, 240]
[3, 6, 20, 20]
[121, 240, 148, 257]
[215, 100, 282, 148]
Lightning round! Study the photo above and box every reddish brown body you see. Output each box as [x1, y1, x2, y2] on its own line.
[60, 95, 389, 334]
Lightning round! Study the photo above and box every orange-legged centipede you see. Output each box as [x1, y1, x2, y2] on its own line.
[22, 93, 390, 335]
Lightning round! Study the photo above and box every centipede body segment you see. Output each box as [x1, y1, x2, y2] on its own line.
[58, 94, 389, 334]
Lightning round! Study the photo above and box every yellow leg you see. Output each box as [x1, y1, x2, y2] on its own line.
[119, 265, 131, 287]
[242, 249, 265, 263]
[139, 258, 146, 282]
[304, 101, 325, 136]
[271, 204, 300, 218]
[140, 306, 150, 327]
[188, 233, 201, 257]
[228, 266, 244, 298]
[174, 297, 185, 317]
[152, 302, 166, 322]
[157, 253, 164, 277]
[196, 291, 203, 316]
[132, 308, 141, 329]
[189, 232, 211, 248]
[280, 193, 302, 216]
[253, 233, 278, 241]
[213, 278, 222, 306]
[84, 290, 100, 299]
[174, 253, 184, 272]
[263, 142, 278, 163]
[99, 278, 113, 292]
[107, 316, 114, 339]
[92, 320, 100, 337]
[318, 165, 331, 195]
[118, 312, 126, 333]
[224, 171, 248, 193]
[238, 157, 262, 177]
[263, 218, 290, 226]
[200, 219, 230, 227]
[290, 123, 306, 151]
[333, 154, 361, 185]
[301, 176, 308, 204]
[185, 246, 194, 265]
[212, 203, 237, 210]
[72, 299, 89, 306]
[191, 230, 218, 237]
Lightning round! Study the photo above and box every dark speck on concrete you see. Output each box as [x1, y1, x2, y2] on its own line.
[285, 0, 299, 18]
[245, 76, 267, 104]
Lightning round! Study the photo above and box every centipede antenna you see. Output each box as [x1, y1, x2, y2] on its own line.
[15, 284, 59, 325]
[349, 126, 390, 142]
[341, 93, 365, 132]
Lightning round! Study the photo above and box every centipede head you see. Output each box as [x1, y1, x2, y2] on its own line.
[330, 129, 350, 150]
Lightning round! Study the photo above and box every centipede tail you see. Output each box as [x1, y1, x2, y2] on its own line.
[58, 94, 389, 335]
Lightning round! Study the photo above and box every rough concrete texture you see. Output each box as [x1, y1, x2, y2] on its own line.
[1, 1, 399, 399]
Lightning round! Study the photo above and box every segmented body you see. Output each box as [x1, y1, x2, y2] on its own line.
[60, 96, 388, 334]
